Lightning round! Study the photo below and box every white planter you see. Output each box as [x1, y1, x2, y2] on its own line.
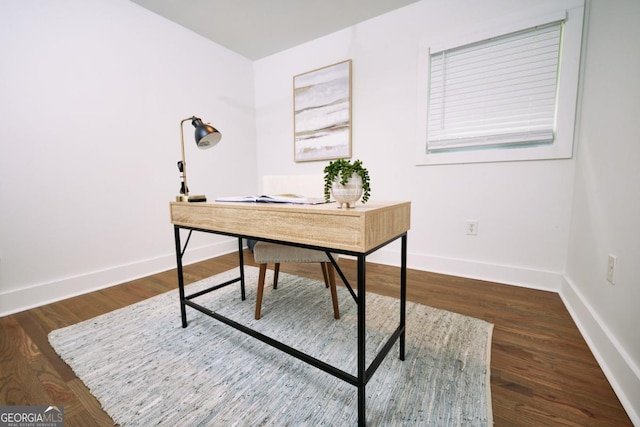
[331, 174, 363, 208]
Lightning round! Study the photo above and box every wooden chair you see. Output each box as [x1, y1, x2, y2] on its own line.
[253, 241, 340, 320]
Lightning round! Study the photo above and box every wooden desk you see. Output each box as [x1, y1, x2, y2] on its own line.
[170, 200, 410, 426]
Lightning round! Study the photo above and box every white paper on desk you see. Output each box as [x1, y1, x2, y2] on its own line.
[214, 194, 328, 204]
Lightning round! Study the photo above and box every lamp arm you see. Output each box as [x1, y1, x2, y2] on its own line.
[179, 116, 195, 196]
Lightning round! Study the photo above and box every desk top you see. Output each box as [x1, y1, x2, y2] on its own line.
[170, 200, 410, 253]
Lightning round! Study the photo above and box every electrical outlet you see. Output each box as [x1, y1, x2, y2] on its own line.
[466, 220, 478, 236]
[607, 254, 616, 284]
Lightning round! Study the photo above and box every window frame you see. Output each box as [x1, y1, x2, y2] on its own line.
[415, 1, 585, 166]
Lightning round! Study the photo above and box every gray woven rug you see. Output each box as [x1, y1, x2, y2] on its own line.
[49, 266, 493, 426]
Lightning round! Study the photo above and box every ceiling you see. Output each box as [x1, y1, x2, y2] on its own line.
[130, 0, 420, 60]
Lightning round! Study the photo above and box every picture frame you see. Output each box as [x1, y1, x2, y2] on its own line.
[293, 60, 352, 162]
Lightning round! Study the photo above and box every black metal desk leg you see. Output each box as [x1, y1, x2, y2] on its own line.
[400, 233, 407, 360]
[357, 254, 367, 426]
[237, 238, 246, 301]
[174, 226, 188, 328]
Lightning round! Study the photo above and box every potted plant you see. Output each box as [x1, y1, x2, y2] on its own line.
[323, 158, 371, 207]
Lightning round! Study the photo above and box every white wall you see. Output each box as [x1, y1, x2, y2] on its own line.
[563, 0, 640, 423]
[253, 0, 639, 422]
[254, 0, 578, 290]
[0, 0, 258, 314]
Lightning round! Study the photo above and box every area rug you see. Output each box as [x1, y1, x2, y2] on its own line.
[49, 267, 493, 426]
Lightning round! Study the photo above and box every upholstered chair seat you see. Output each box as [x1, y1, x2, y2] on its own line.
[253, 241, 340, 320]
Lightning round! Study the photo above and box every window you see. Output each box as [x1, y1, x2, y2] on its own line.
[416, 1, 585, 165]
[428, 21, 561, 152]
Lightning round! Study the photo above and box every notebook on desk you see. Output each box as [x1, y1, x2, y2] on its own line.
[214, 194, 328, 205]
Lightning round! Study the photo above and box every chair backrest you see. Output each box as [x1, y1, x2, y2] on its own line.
[262, 174, 324, 198]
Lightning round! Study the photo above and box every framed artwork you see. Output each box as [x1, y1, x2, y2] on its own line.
[293, 60, 352, 162]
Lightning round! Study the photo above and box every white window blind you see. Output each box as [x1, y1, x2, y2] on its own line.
[427, 21, 563, 152]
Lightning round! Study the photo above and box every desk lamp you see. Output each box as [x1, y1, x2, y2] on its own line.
[177, 116, 221, 202]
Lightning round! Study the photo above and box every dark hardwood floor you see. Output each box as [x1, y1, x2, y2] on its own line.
[0, 250, 632, 426]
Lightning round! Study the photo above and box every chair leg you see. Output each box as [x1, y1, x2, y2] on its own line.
[255, 263, 268, 320]
[326, 263, 340, 319]
[320, 262, 330, 288]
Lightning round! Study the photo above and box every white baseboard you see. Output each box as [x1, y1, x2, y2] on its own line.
[0, 240, 239, 317]
[560, 276, 640, 426]
[367, 248, 563, 292]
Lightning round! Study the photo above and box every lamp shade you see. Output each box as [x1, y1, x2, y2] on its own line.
[191, 117, 221, 149]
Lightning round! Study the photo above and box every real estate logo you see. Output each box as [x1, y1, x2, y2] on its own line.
[0, 406, 64, 427]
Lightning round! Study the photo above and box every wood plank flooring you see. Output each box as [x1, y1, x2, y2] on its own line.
[0, 250, 632, 426]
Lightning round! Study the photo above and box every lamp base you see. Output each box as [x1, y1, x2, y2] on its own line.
[176, 194, 207, 202]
